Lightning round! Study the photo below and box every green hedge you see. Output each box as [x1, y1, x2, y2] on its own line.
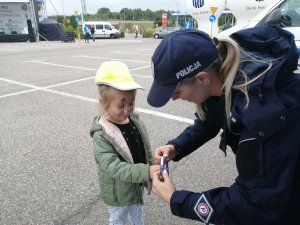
[143, 28, 155, 38]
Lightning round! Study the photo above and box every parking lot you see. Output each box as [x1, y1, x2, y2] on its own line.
[0, 37, 237, 225]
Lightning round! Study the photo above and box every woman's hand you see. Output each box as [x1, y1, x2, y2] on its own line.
[154, 144, 176, 164]
[149, 165, 160, 179]
[152, 170, 176, 204]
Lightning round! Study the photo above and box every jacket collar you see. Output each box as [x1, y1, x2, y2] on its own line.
[99, 114, 134, 163]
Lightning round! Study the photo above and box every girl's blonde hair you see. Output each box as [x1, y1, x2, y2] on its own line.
[97, 85, 136, 115]
[184, 36, 271, 128]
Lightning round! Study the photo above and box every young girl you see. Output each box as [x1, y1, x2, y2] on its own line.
[90, 61, 159, 225]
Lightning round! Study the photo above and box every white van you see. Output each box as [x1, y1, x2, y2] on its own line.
[82, 21, 120, 39]
[218, 0, 300, 54]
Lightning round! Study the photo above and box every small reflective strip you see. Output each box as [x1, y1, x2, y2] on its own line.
[239, 138, 256, 145]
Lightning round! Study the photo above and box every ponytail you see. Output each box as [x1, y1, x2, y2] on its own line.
[217, 36, 243, 128]
[196, 36, 241, 127]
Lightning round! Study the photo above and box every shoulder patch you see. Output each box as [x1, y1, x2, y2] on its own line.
[194, 194, 214, 224]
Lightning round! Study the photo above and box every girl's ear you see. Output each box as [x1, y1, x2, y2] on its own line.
[99, 97, 109, 113]
[195, 72, 211, 86]
[99, 97, 107, 109]
[99, 97, 104, 105]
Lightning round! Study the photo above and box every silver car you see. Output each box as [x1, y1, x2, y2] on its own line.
[153, 27, 180, 39]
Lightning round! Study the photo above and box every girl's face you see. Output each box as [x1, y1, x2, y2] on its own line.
[104, 89, 136, 124]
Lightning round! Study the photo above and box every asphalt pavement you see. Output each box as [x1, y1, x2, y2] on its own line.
[0, 36, 237, 225]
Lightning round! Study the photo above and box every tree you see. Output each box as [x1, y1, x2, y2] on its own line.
[69, 15, 77, 28]
[63, 17, 68, 26]
[96, 7, 111, 20]
[51, 15, 64, 23]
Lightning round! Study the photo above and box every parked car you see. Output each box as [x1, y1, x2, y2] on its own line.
[82, 21, 120, 39]
[153, 27, 180, 39]
[218, 0, 300, 55]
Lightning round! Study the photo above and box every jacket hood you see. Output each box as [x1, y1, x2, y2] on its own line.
[229, 26, 299, 143]
[90, 116, 102, 137]
[230, 26, 298, 87]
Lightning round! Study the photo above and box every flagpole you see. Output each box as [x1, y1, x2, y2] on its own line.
[29, 0, 39, 42]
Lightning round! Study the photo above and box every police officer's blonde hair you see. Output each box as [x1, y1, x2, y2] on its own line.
[182, 36, 271, 128]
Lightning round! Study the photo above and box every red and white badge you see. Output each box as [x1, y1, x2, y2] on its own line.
[194, 194, 214, 224]
[197, 203, 209, 216]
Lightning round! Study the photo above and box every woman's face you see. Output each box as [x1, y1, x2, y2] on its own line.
[171, 72, 216, 104]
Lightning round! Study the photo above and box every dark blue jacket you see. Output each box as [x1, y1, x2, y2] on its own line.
[169, 26, 300, 225]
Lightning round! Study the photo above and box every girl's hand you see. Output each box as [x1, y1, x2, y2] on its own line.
[154, 145, 176, 164]
[152, 170, 176, 204]
[149, 165, 160, 179]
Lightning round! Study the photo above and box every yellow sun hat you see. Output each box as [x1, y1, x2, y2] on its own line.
[95, 61, 144, 91]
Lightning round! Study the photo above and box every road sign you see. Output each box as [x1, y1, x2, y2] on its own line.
[209, 15, 216, 22]
[74, 16, 79, 23]
[210, 7, 218, 14]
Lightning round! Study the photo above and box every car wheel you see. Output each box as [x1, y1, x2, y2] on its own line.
[154, 34, 159, 39]
[110, 34, 115, 39]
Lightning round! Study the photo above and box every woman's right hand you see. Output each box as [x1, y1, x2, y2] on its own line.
[154, 144, 176, 164]
[152, 170, 176, 204]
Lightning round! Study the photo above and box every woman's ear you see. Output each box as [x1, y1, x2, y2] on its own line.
[195, 72, 211, 86]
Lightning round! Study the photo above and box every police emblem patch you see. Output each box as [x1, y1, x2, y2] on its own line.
[194, 194, 213, 223]
[197, 203, 209, 216]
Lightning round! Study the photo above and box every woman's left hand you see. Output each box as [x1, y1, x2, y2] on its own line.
[152, 170, 176, 204]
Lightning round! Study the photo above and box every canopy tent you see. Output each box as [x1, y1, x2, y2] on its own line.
[39, 18, 62, 41]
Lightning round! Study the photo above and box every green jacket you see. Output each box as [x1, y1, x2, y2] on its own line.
[90, 113, 154, 206]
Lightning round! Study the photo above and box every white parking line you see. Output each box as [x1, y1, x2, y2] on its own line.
[72, 55, 150, 64]
[23, 60, 152, 75]
[112, 51, 152, 56]
[0, 77, 193, 124]
[130, 65, 152, 71]
[136, 108, 193, 124]
[137, 49, 154, 51]
[0, 77, 41, 89]
[0, 89, 38, 99]
[24, 61, 97, 71]
[45, 77, 95, 88]
[1, 48, 21, 52]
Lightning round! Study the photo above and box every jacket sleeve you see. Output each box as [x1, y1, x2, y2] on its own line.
[93, 132, 150, 184]
[169, 97, 224, 161]
[170, 119, 300, 225]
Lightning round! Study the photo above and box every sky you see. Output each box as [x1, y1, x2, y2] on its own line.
[46, 0, 188, 16]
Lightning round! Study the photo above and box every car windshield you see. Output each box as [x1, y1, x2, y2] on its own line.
[158, 27, 179, 32]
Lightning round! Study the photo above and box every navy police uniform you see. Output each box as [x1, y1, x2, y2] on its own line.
[168, 26, 300, 225]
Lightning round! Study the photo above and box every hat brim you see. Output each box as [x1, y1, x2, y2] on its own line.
[147, 80, 178, 107]
[97, 81, 144, 91]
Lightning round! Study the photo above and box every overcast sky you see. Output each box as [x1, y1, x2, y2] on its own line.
[46, 0, 188, 16]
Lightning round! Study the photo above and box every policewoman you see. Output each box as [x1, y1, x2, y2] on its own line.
[147, 27, 300, 225]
